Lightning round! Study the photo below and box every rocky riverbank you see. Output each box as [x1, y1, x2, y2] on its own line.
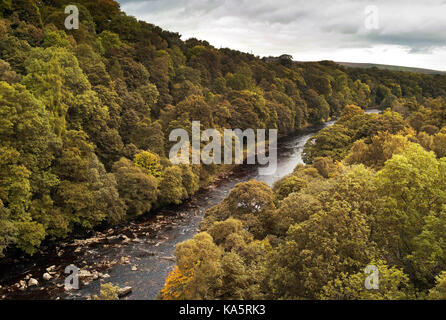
[0, 115, 350, 300]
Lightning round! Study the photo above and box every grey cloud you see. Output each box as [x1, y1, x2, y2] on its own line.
[116, 0, 446, 66]
[364, 31, 446, 51]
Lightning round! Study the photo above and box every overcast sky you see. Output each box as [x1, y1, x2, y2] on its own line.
[116, 0, 446, 71]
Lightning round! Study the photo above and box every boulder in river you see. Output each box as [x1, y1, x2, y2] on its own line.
[46, 265, 56, 273]
[118, 286, 132, 297]
[120, 256, 130, 264]
[42, 273, 52, 281]
[18, 280, 27, 290]
[28, 278, 39, 287]
[78, 270, 92, 278]
[160, 256, 176, 262]
[119, 234, 130, 243]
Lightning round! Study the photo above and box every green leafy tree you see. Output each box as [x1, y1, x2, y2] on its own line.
[273, 175, 307, 201]
[134, 151, 162, 178]
[303, 124, 352, 163]
[321, 260, 411, 300]
[428, 272, 446, 300]
[158, 166, 185, 205]
[167, 232, 224, 300]
[12, 0, 42, 27]
[113, 158, 158, 217]
[22, 47, 91, 134]
[374, 144, 446, 285]
[202, 180, 276, 239]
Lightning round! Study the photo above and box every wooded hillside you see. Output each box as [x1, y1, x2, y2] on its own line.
[1, 0, 446, 264]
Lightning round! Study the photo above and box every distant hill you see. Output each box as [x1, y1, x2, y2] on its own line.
[336, 62, 446, 75]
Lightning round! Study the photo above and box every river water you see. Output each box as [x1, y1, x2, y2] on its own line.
[0, 110, 379, 300]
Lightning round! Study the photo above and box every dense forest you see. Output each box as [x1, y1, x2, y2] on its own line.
[161, 106, 446, 300]
[1, 0, 446, 300]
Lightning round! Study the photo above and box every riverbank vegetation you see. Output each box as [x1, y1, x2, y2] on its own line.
[162, 105, 446, 299]
[1, 1, 446, 297]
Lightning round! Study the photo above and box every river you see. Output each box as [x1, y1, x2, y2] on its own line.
[0, 110, 379, 300]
